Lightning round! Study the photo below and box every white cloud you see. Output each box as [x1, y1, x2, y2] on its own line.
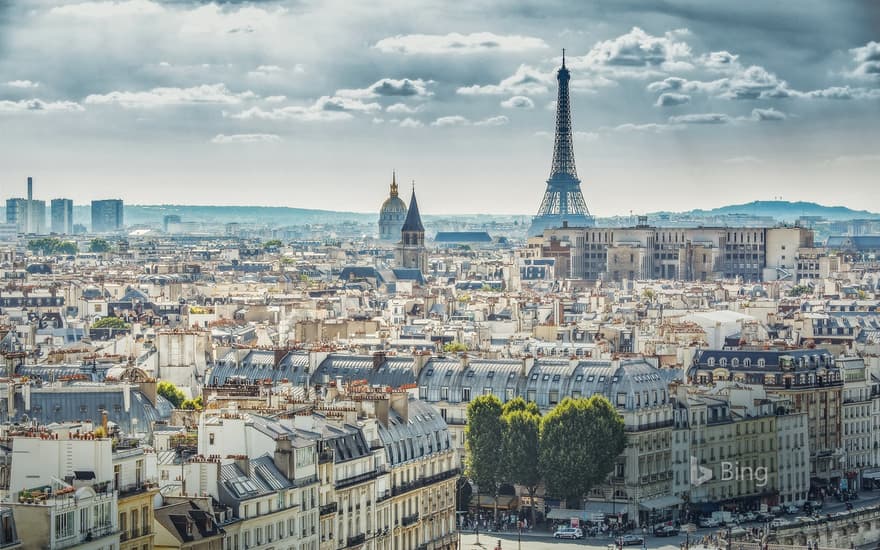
[798, 86, 880, 100]
[668, 113, 730, 124]
[724, 156, 763, 164]
[50, 0, 163, 17]
[431, 115, 470, 127]
[750, 107, 786, 121]
[179, 4, 286, 35]
[0, 99, 84, 113]
[337, 78, 433, 99]
[474, 115, 509, 126]
[699, 51, 739, 70]
[500, 96, 535, 109]
[227, 93, 381, 121]
[848, 41, 880, 79]
[431, 114, 509, 127]
[574, 131, 599, 141]
[647, 65, 793, 100]
[457, 64, 551, 95]
[6, 80, 40, 89]
[373, 32, 548, 55]
[386, 103, 424, 114]
[572, 27, 692, 73]
[85, 83, 256, 108]
[398, 117, 423, 128]
[655, 92, 690, 107]
[211, 133, 281, 144]
[265, 95, 287, 103]
[825, 154, 880, 166]
[611, 122, 673, 133]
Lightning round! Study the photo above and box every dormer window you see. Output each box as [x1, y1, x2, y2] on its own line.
[707, 358, 715, 367]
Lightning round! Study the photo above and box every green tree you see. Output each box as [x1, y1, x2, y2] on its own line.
[465, 394, 504, 521]
[443, 341, 468, 353]
[157, 381, 185, 408]
[91, 316, 129, 329]
[539, 395, 626, 502]
[501, 396, 540, 417]
[89, 238, 111, 253]
[181, 395, 204, 411]
[263, 239, 282, 248]
[502, 408, 542, 526]
[27, 238, 78, 256]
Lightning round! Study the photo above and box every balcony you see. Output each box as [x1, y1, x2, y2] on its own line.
[391, 468, 460, 496]
[401, 513, 420, 527]
[346, 534, 366, 547]
[320, 502, 338, 516]
[335, 468, 385, 490]
[625, 419, 674, 432]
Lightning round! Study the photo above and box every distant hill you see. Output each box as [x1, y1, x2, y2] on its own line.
[666, 200, 880, 222]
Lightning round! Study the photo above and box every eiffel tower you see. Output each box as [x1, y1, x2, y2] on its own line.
[529, 50, 594, 236]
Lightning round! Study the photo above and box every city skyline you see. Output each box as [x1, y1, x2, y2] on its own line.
[0, 0, 878, 216]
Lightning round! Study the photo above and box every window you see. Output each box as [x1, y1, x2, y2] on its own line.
[486, 371, 495, 379]
[55, 511, 75, 539]
[462, 388, 471, 402]
[527, 390, 536, 402]
[549, 390, 559, 404]
[440, 387, 449, 400]
[419, 386, 428, 399]
[598, 376, 605, 383]
[542, 374, 550, 381]
[552, 374, 561, 382]
[530, 373, 539, 381]
[483, 387, 492, 395]
[575, 374, 583, 382]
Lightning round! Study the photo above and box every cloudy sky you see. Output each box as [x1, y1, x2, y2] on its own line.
[1, 0, 878, 216]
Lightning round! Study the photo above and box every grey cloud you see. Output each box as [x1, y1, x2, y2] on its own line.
[576, 27, 692, 69]
[655, 92, 690, 107]
[338, 78, 432, 99]
[668, 113, 730, 124]
[457, 65, 552, 95]
[849, 41, 880, 78]
[500, 95, 535, 109]
[0, 98, 84, 113]
[373, 32, 547, 55]
[211, 133, 281, 144]
[750, 107, 786, 121]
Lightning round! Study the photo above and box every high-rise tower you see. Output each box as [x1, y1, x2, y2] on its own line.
[529, 50, 594, 236]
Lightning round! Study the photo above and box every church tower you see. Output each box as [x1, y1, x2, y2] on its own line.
[396, 185, 427, 272]
[378, 171, 407, 241]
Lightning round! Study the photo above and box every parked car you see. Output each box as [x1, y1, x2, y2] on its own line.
[739, 512, 757, 522]
[653, 525, 679, 537]
[698, 517, 720, 528]
[617, 535, 645, 546]
[770, 519, 789, 529]
[554, 527, 584, 540]
[785, 505, 799, 515]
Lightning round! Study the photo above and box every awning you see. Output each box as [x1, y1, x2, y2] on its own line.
[469, 495, 519, 510]
[547, 502, 620, 521]
[862, 470, 880, 480]
[639, 495, 683, 510]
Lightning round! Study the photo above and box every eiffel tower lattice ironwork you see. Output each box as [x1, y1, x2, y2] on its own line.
[529, 49, 594, 236]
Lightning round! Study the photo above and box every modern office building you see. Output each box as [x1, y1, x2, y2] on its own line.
[5, 177, 46, 234]
[91, 199, 124, 233]
[50, 198, 74, 234]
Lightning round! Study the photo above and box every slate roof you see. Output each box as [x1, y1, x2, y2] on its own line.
[155, 500, 224, 544]
[434, 232, 492, 243]
[378, 397, 451, 465]
[401, 191, 424, 233]
[219, 454, 293, 503]
[208, 350, 309, 385]
[312, 355, 416, 388]
[1, 384, 172, 435]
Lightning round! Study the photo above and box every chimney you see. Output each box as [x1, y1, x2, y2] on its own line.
[273, 436, 293, 479]
[27, 177, 32, 201]
[274, 348, 287, 369]
[374, 397, 390, 428]
[412, 351, 430, 377]
[521, 355, 534, 377]
[372, 350, 386, 369]
[232, 455, 250, 478]
[390, 391, 409, 423]
[101, 410, 109, 433]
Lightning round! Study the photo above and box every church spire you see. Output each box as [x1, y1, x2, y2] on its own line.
[390, 170, 399, 198]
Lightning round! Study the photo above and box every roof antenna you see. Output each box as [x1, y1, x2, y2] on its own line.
[562, 48, 566, 68]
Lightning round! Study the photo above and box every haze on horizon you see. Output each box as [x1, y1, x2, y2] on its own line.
[0, 0, 878, 217]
